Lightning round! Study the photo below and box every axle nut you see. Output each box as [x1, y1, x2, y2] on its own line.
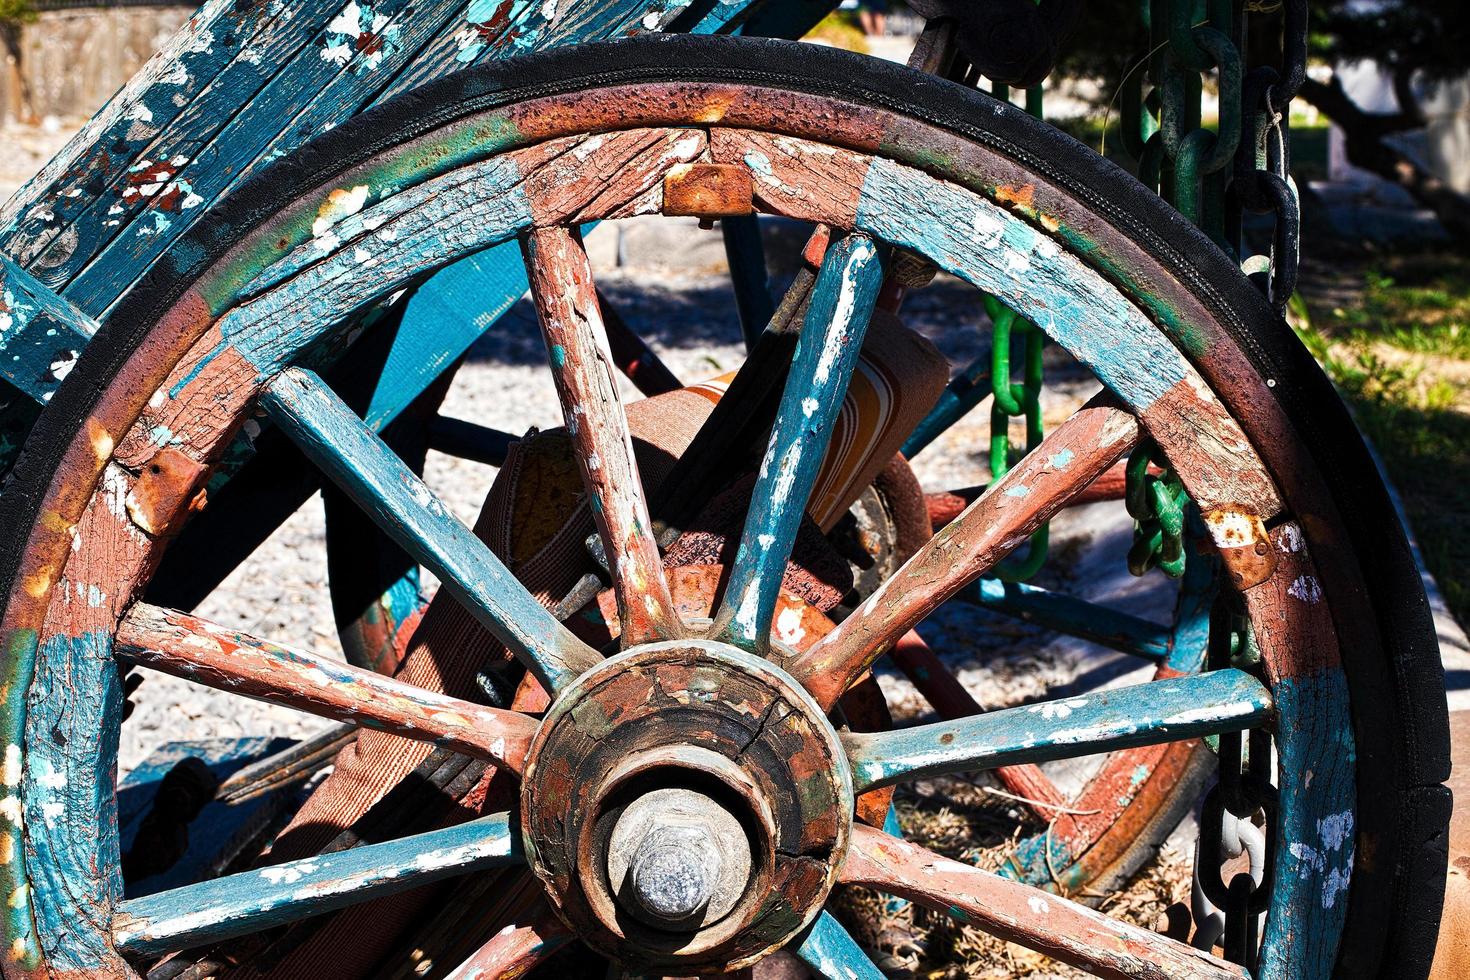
[606, 786, 752, 930]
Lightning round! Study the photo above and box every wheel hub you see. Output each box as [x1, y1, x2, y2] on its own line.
[519, 641, 852, 972]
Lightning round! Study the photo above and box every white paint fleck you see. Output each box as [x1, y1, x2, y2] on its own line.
[1027, 697, 1087, 720]
[1027, 896, 1050, 915]
[261, 861, 320, 885]
[776, 607, 806, 647]
[1, 747, 19, 787]
[1287, 574, 1322, 604]
[1277, 523, 1305, 554]
[1319, 809, 1354, 851]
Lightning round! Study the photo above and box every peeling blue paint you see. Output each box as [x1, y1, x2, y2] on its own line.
[855, 158, 1189, 412]
[844, 669, 1272, 794]
[795, 910, 886, 980]
[24, 629, 126, 974]
[1260, 669, 1356, 979]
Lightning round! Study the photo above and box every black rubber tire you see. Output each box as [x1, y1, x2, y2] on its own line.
[0, 34, 1447, 978]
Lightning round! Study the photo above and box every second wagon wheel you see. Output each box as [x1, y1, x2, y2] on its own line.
[0, 35, 1447, 980]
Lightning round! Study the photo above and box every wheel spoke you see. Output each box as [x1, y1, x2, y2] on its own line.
[116, 603, 538, 773]
[889, 630, 1069, 814]
[443, 902, 572, 980]
[112, 813, 522, 956]
[521, 226, 683, 646]
[794, 910, 887, 980]
[843, 668, 1271, 793]
[599, 287, 682, 396]
[426, 416, 517, 467]
[261, 367, 601, 691]
[841, 825, 1246, 979]
[790, 394, 1141, 708]
[710, 233, 885, 654]
[964, 578, 1174, 661]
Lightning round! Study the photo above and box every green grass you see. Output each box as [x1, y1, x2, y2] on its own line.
[806, 12, 869, 54]
[1295, 250, 1470, 629]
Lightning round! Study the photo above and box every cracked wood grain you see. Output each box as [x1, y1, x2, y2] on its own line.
[116, 603, 538, 773]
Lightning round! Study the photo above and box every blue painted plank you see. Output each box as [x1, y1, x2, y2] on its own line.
[712, 234, 884, 653]
[687, 0, 835, 37]
[66, 0, 465, 317]
[0, 255, 96, 402]
[0, 0, 299, 261]
[843, 668, 1273, 793]
[795, 910, 886, 980]
[965, 577, 1173, 661]
[112, 811, 522, 955]
[260, 367, 600, 691]
[366, 239, 530, 434]
[5, 0, 332, 301]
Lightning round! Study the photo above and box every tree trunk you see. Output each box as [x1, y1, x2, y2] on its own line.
[1299, 75, 1470, 241]
[0, 20, 37, 126]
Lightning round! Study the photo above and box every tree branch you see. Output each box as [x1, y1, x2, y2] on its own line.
[1299, 75, 1470, 241]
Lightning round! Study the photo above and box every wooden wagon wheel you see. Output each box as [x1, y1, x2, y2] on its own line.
[0, 36, 1447, 979]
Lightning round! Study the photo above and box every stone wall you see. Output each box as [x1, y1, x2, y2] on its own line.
[1, 6, 191, 125]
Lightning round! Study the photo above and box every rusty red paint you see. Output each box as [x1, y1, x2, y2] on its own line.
[792, 395, 1142, 711]
[521, 225, 682, 648]
[115, 603, 538, 773]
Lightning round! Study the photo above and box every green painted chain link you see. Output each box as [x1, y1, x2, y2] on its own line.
[1119, 0, 1248, 578]
[1124, 438, 1188, 577]
[986, 82, 1048, 583]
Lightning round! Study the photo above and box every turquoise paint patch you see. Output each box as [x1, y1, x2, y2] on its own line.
[1003, 484, 1031, 498]
[217, 156, 533, 380]
[25, 629, 125, 972]
[855, 158, 1187, 412]
[550, 344, 567, 367]
[796, 911, 886, 979]
[1048, 447, 1075, 469]
[1260, 669, 1356, 979]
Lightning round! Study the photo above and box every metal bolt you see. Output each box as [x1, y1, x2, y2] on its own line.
[606, 786, 753, 930]
[629, 825, 719, 922]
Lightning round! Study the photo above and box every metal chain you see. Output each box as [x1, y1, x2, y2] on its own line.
[1193, 589, 1277, 970]
[985, 83, 1049, 583]
[1229, 0, 1307, 311]
[1123, 438, 1187, 577]
[1123, 0, 1242, 578]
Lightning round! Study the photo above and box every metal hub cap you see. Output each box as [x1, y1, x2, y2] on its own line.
[519, 641, 853, 972]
